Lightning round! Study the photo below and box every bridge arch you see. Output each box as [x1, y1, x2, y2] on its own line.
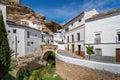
[40, 44, 57, 60]
[42, 50, 55, 60]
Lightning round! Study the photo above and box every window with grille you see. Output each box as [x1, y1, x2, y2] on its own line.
[77, 33, 80, 41]
[72, 35, 74, 42]
[95, 34, 101, 43]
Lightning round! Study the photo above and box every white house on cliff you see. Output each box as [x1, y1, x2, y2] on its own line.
[0, 4, 42, 57]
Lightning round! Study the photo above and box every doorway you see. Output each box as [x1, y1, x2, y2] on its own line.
[78, 45, 81, 55]
[116, 49, 120, 62]
[72, 44, 74, 53]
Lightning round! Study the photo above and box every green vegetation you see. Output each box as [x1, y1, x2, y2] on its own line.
[29, 65, 63, 80]
[86, 45, 95, 60]
[0, 9, 11, 79]
[2, 62, 17, 80]
[47, 52, 55, 60]
[18, 69, 31, 80]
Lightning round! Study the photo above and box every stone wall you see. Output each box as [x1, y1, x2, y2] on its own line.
[56, 59, 120, 80]
[11, 0, 20, 4]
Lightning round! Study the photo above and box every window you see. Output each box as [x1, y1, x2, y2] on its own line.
[117, 32, 120, 41]
[67, 36, 69, 43]
[27, 31, 30, 38]
[77, 33, 80, 41]
[42, 35, 45, 42]
[78, 19, 81, 22]
[59, 31, 61, 33]
[31, 42, 34, 44]
[72, 35, 74, 42]
[8, 30, 10, 33]
[13, 29, 16, 33]
[71, 23, 73, 26]
[21, 21, 29, 25]
[35, 34, 37, 37]
[65, 27, 69, 32]
[27, 42, 30, 46]
[95, 34, 101, 43]
[95, 48, 102, 56]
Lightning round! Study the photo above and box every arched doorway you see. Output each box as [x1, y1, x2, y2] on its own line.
[43, 51, 55, 65]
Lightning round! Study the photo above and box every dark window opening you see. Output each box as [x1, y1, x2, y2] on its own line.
[13, 29, 16, 33]
[72, 35, 74, 42]
[27, 42, 30, 46]
[67, 36, 69, 43]
[71, 23, 73, 26]
[77, 33, 80, 41]
[79, 19, 81, 22]
[8, 30, 10, 33]
[118, 34, 120, 41]
[31, 42, 34, 44]
[27, 31, 30, 38]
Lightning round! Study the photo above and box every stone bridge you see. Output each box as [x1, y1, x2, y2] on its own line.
[40, 44, 58, 60]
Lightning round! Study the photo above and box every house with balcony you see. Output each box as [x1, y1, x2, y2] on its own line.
[85, 9, 120, 62]
[63, 9, 98, 57]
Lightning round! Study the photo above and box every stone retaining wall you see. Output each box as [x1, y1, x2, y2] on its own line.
[56, 59, 120, 80]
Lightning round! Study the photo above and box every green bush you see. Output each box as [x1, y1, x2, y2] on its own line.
[29, 65, 63, 80]
[86, 45, 95, 60]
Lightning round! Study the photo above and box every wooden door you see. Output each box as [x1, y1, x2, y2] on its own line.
[78, 45, 81, 55]
[72, 44, 74, 53]
[116, 49, 120, 62]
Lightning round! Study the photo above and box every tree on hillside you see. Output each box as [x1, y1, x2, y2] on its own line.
[86, 45, 95, 60]
[0, 9, 11, 79]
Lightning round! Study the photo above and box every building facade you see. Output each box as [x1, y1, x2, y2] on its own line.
[63, 9, 98, 57]
[85, 9, 120, 62]
[53, 29, 64, 42]
[6, 19, 42, 57]
[1, 4, 42, 57]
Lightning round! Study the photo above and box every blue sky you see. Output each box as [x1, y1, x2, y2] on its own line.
[21, 0, 120, 24]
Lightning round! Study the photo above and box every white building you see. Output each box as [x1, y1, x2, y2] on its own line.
[0, 4, 42, 57]
[53, 29, 64, 42]
[41, 32, 53, 44]
[21, 19, 42, 30]
[63, 9, 98, 57]
[85, 9, 120, 62]
[6, 19, 42, 57]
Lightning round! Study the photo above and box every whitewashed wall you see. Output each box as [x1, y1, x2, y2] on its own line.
[7, 24, 42, 56]
[85, 12, 120, 56]
[54, 42, 65, 50]
[7, 24, 26, 56]
[65, 27, 85, 52]
[24, 27, 42, 54]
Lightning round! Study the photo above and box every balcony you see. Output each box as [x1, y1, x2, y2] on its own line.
[94, 38, 101, 44]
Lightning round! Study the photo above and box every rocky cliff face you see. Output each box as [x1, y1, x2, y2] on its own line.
[0, 0, 62, 34]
